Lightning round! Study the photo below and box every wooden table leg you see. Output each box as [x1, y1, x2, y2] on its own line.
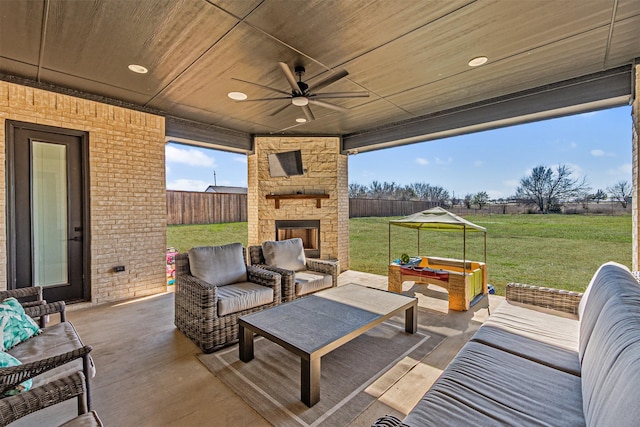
[239, 324, 254, 362]
[301, 356, 321, 407]
[405, 302, 417, 334]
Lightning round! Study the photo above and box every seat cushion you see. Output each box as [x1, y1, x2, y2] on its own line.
[404, 341, 585, 427]
[262, 238, 306, 272]
[294, 271, 332, 296]
[482, 300, 579, 351]
[188, 243, 247, 286]
[7, 322, 94, 389]
[59, 410, 103, 427]
[217, 282, 274, 316]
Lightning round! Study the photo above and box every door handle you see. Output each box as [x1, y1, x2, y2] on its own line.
[69, 236, 82, 241]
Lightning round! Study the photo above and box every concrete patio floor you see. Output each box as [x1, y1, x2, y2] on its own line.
[14, 271, 503, 426]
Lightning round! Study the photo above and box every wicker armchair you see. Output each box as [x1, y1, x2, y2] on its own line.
[174, 244, 281, 353]
[0, 371, 102, 426]
[248, 240, 339, 302]
[0, 288, 95, 410]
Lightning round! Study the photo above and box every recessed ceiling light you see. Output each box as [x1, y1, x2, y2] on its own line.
[291, 97, 309, 106]
[468, 56, 488, 67]
[296, 118, 307, 123]
[228, 91, 247, 101]
[128, 64, 148, 74]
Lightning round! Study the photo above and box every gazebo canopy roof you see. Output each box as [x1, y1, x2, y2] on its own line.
[389, 207, 486, 233]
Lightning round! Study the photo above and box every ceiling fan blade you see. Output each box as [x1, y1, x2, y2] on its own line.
[308, 99, 349, 113]
[241, 96, 291, 102]
[231, 77, 289, 95]
[301, 104, 315, 121]
[311, 91, 369, 99]
[278, 62, 300, 94]
[307, 69, 349, 93]
[270, 121, 308, 134]
[269, 103, 292, 117]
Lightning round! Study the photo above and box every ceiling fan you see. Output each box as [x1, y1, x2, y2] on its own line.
[232, 62, 369, 122]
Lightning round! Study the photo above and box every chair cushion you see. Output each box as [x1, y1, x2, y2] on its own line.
[262, 238, 306, 272]
[0, 351, 32, 395]
[188, 243, 247, 287]
[59, 411, 103, 427]
[216, 282, 274, 316]
[0, 297, 41, 351]
[404, 341, 585, 427]
[8, 322, 95, 389]
[294, 271, 332, 296]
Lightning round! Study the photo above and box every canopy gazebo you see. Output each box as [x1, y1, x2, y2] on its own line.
[387, 207, 488, 311]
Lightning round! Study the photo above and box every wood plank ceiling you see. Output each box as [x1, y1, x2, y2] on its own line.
[1, 0, 638, 153]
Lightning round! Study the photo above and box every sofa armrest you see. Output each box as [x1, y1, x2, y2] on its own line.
[246, 266, 281, 304]
[25, 301, 67, 327]
[506, 283, 583, 315]
[0, 371, 87, 425]
[250, 264, 295, 302]
[306, 258, 339, 287]
[175, 274, 219, 318]
[0, 345, 93, 396]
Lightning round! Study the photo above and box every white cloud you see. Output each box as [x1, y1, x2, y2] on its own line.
[435, 157, 452, 165]
[503, 179, 519, 189]
[166, 178, 210, 192]
[577, 111, 598, 118]
[166, 145, 216, 167]
[570, 142, 578, 149]
[608, 163, 632, 178]
[487, 190, 504, 199]
[166, 165, 171, 174]
[416, 158, 429, 166]
[473, 160, 483, 167]
[591, 149, 614, 157]
[233, 156, 248, 164]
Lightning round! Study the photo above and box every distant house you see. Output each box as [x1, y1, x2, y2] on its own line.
[204, 186, 247, 194]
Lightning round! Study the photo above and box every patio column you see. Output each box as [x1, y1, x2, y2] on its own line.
[633, 64, 640, 270]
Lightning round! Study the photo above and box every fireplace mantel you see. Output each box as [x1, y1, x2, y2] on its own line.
[266, 193, 329, 209]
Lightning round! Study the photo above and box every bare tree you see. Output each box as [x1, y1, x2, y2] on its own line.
[472, 191, 489, 209]
[590, 189, 608, 204]
[348, 183, 368, 198]
[607, 180, 632, 208]
[514, 164, 590, 213]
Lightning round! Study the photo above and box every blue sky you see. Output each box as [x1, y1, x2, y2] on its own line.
[166, 106, 632, 199]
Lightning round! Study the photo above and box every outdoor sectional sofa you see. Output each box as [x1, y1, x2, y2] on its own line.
[373, 261, 640, 427]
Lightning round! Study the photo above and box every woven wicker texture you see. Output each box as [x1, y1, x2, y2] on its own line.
[506, 282, 583, 315]
[174, 248, 282, 353]
[248, 245, 339, 302]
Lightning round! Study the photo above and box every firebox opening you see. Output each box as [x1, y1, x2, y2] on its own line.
[275, 220, 320, 258]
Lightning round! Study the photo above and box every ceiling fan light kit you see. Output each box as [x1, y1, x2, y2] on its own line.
[231, 62, 369, 124]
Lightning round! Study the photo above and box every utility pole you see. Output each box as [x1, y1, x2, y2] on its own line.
[213, 170, 217, 186]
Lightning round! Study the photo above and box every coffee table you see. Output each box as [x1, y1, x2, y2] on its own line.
[238, 284, 417, 407]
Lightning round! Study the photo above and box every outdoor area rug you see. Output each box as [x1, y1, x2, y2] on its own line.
[197, 321, 445, 427]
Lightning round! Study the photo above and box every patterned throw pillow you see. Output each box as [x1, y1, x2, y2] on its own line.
[0, 298, 41, 351]
[0, 351, 32, 395]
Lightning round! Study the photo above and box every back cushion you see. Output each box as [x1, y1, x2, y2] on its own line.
[262, 238, 306, 272]
[581, 292, 640, 426]
[188, 243, 247, 286]
[578, 262, 634, 361]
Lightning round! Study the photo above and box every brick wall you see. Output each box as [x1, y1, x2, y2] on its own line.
[0, 81, 167, 303]
[248, 136, 349, 270]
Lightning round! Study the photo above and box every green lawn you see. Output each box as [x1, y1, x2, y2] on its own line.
[168, 214, 632, 295]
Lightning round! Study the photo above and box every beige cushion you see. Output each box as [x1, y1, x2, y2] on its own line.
[262, 238, 306, 272]
[59, 411, 103, 427]
[216, 282, 274, 316]
[404, 341, 585, 426]
[188, 243, 247, 286]
[295, 271, 332, 296]
[8, 322, 95, 388]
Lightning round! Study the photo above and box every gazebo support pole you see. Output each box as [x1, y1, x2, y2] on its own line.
[417, 228, 420, 256]
[463, 225, 467, 275]
[388, 223, 391, 264]
[484, 232, 487, 263]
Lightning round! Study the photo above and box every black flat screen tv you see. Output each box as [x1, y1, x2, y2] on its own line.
[268, 150, 304, 177]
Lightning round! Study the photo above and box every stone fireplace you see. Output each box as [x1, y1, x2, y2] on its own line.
[247, 136, 349, 271]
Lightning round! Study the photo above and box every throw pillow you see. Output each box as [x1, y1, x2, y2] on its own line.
[188, 243, 247, 286]
[0, 351, 33, 396]
[262, 238, 306, 272]
[0, 298, 41, 351]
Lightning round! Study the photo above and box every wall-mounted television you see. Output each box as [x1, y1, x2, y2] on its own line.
[268, 150, 304, 177]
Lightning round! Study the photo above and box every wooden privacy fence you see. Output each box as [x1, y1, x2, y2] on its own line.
[348, 198, 437, 217]
[167, 190, 247, 225]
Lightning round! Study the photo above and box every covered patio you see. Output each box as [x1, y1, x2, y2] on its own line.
[1, 1, 640, 425]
